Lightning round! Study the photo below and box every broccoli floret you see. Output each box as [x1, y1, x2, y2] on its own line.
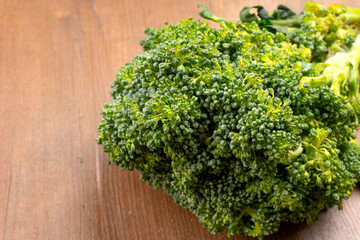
[300, 33, 360, 126]
[339, 139, 360, 180]
[97, 2, 360, 239]
[239, 2, 360, 61]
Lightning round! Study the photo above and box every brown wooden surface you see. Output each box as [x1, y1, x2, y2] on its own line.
[1, 0, 360, 239]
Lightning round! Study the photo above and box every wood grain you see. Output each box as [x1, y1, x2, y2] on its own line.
[0, 0, 359, 239]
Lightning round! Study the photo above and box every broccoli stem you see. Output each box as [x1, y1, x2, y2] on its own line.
[270, 15, 303, 26]
[345, 7, 360, 25]
[267, 25, 300, 39]
[198, 4, 236, 29]
[198, 4, 223, 23]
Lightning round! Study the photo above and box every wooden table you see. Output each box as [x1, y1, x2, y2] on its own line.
[1, 0, 360, 239]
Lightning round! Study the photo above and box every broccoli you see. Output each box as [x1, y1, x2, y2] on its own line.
[238, 2, 360, 61]
[339, 139, 360, 181]
[97, 2, 360, 239]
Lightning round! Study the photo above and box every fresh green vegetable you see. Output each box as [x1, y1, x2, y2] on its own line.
[239, 2, 360, 61]
[97, 2, 360, 239]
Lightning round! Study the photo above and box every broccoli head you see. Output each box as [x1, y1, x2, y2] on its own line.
[97, 2, 360, 239]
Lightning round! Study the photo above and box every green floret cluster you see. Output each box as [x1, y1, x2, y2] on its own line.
[239, 2, 359, 62]
[339, 139, 360, 181]
[97, 2, 360, 239]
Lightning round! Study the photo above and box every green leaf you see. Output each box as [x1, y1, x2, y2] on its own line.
[258, 19, 272, 27]
[272, 5, 296, 20]
[253, 6, 272, 19]
[240, 6, 258, 23]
